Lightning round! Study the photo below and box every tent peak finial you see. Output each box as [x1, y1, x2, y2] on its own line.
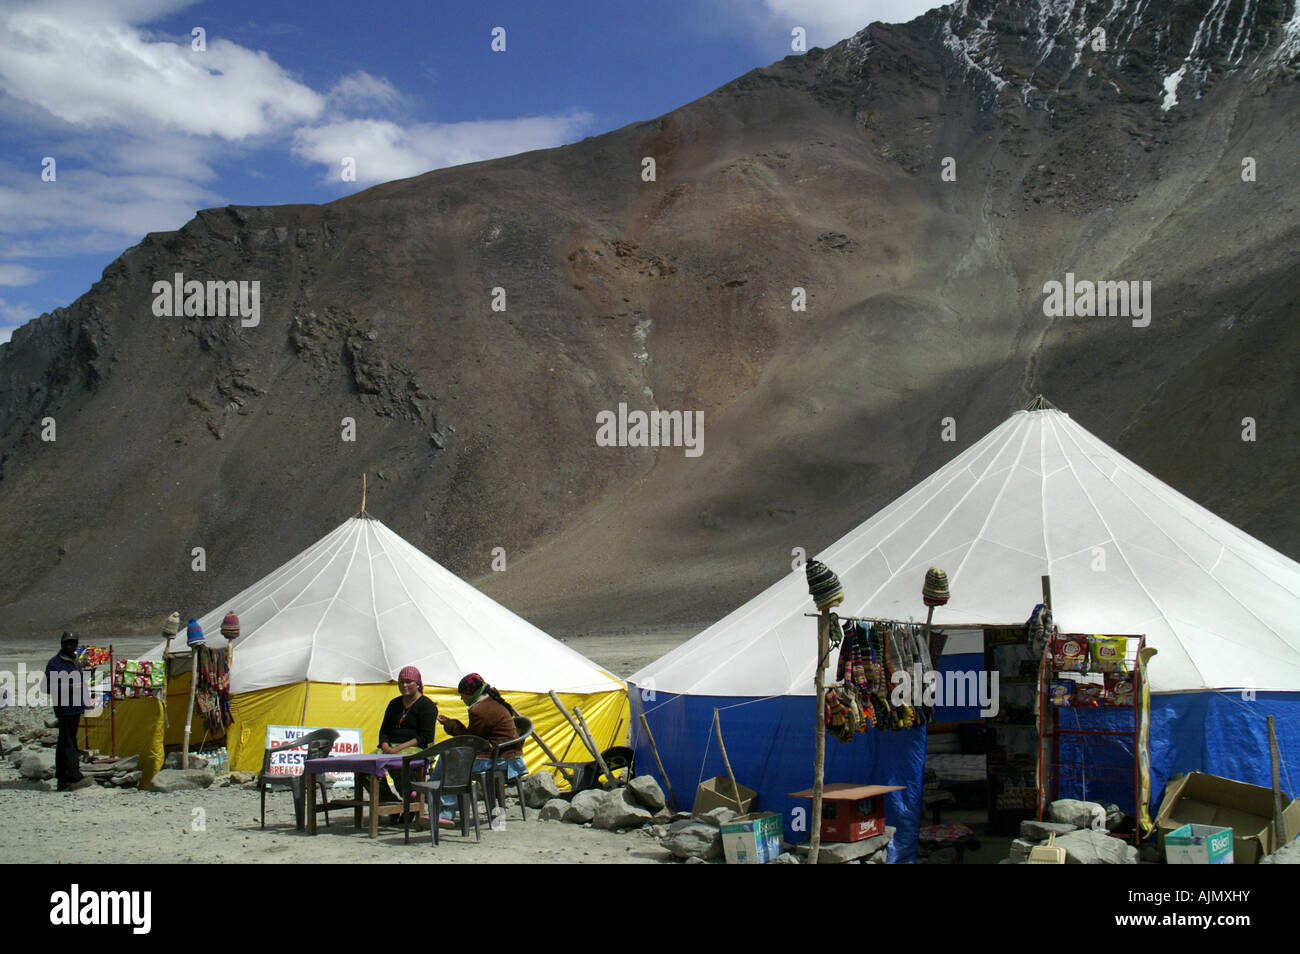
[1025, 395, 1058, 412]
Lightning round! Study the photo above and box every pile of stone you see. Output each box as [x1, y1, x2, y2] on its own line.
[1001, 799, 1139, 864]
[532, 775, 672, 830]
[0, 716, 224, 792]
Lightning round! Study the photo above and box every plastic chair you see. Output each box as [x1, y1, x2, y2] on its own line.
[258, 728, 340, 830]
[401, 737, 491, 845]
[475, 716, 534, 821]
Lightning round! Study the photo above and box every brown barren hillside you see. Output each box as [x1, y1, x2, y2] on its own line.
[1, 0, 1298, 637]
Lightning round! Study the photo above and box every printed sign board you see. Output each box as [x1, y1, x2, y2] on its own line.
[265, 726, 364, 787]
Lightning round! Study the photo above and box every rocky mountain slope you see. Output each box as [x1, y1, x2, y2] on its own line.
[2, 0, 1297, 637]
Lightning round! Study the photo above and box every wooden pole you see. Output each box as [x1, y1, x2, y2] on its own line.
[712, 708, 745, 813]
[1268, 716, 1288, 848]
[549, 691, 614, 786]
[529, 730, 562, 766]
[182, 647, 199, 769]
[573, 705, 618, 786]
[160, 637, 173, 729]
[810, 610, 830, 865]
[639, 713, 680, 812]
[1041, 574, 1053, 612]
[361, 473, 367, 514]
[921, 604, 938, 670]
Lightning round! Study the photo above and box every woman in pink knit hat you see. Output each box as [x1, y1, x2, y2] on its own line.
[375, 665, 438, 804]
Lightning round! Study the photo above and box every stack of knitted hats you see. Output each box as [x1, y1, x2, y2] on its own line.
[806, 559, 844, 611]
[922, 567, 950, 606]
[220, 611, 240, 639]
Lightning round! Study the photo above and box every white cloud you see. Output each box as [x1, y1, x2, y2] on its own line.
[0, 3, 323, 139]
[327, 71, 403, 113]
[292, 112, 597, 186]
[0, 263, 41, 285]
[0, 164, 220, 256]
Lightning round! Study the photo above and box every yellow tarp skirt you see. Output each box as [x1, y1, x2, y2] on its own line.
[87, 677, 629, 788]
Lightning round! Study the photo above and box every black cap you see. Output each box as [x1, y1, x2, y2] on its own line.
[60, 631, 78, 646]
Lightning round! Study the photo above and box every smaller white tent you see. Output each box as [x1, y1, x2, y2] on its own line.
[95, 515, 627, 779]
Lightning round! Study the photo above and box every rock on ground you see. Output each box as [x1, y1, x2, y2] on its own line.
[520, 772, 561, 808]
[662, 821, 723, 861]
[1009, 838, 1037, 862]
[697, 806, 737, 827]
[562, 788, 605, 824]
[1055, 828, 1138, 864]
[537, 798, 569, 821]
[628, 776, 666, 812]
[1049, 798, 1106, 829]
[148, 768, 216, 793]
[1020, 819, 1077, 840]
[593, 797, 652, 831]
[163, 752, 209, 770]
[0, 733, 19, 754]
[20, 750, 56, 780]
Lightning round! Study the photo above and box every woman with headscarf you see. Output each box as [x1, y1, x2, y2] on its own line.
[433, 673, 525, 824]
[376, 666, 437, 804]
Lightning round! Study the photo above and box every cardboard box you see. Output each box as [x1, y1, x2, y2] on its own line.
[1155, 772, 1300, 864]
[1165, 824, 1234, 865]
[693, 776, 756, 816]
[721, 812, 783, 864]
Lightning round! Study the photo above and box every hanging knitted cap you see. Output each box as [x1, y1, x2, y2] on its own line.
[398, 665, 423, 692]
[186, 617, 205, 646]
[805, 559, 844, 611]
[162, 611, 180, 637]
[220, 611, 240, 638]
[922, 567, 950, 606]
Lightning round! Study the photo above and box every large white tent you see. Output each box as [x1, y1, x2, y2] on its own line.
[92, 515, 627, 780]
[629, 407, 1300, 860]
[638, 407, 1300, 695]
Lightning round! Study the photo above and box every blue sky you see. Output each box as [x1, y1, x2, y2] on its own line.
[0, 0, 939, 344]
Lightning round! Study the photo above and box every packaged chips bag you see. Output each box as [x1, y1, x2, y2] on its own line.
[1104, 672, 1134, 707]
[1074, 683, 1103, 706]
[1052, 635, 1089, 673]
[1089, 635, 1129, 674]
[1049, 679, 1076, 706]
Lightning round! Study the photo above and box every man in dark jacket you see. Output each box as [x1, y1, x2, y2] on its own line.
[44, 633, 94, 791]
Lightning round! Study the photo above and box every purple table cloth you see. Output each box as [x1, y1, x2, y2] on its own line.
[304, 753, 417, 777]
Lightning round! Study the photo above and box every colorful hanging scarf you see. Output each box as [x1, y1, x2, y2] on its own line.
[195, 645, 233, 734]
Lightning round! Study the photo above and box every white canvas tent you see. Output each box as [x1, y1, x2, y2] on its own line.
[92, 515, 627, 780]
[639, 407, 1300, 695]
[629, 407, 1300, 860]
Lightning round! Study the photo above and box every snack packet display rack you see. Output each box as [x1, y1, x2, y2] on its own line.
[1036, 634, 1146, 843]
